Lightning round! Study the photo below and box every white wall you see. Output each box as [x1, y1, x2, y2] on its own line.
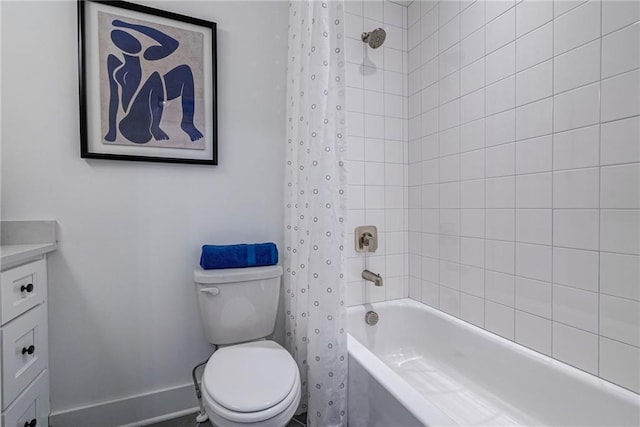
[1, 0, 289, 421]
[406, 0, 639, 393]
[344, 0, 410, 306]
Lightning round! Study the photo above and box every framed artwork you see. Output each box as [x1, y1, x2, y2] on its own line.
[78, 0, 217, 164]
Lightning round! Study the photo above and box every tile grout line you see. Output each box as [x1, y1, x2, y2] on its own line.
[481, 0, 487, 330]
[513, 0, 519, 342]
[414, 0, 423, 304]
[458, 0, 463, 319]
[551, 0, 556, 359]
[382, 0, 388, 302]
[597, 0, 603, 377]
[435, 1, 441, 312]
[360, 2, 369, 306]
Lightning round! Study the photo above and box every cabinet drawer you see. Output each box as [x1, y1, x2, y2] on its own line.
[0, 260, 47, 325]
[2, 305, 48, 408]
[2, 370, 49, 427]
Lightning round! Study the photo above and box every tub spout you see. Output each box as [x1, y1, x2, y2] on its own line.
[362, 269, 383, 286]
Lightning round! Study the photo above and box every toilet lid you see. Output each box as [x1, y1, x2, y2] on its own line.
[203, 340, 298, 413]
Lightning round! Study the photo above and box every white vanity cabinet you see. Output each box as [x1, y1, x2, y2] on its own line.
[0, 221, 56, 427]
[0, 258, 50, 427]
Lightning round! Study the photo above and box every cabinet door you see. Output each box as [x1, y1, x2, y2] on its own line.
[2, 370, 49, 427]
[0, 260, 47, 326]
[1, 305, 47, 409]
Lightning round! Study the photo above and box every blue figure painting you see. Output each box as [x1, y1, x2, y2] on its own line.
[102, 16, 204, 147]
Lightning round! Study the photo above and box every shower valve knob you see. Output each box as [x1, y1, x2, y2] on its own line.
[360, 232, 373, 247]
[355, 225, 378, 253]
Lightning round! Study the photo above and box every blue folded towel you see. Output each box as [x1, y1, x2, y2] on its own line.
[200, 243, 278, 270]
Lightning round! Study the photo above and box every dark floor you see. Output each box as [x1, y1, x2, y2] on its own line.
[147, 412, 306, 427]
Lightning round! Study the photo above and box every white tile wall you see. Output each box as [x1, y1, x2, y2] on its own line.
[345, 0, 409, 306]
[345, 0, 638, 395]
[554, 39, 601, 93]
[401, 0, 640, 394]
[553, 125, 600, 170]
[600, 337, 640, 392]
[553, 321, 599, 374]
[515, 310, 552, 355]
[602, 0, 640, 35]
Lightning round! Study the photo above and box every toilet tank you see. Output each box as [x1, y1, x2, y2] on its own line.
[193, 265, 283, 345]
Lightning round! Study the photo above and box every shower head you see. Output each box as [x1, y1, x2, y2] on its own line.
[361, 28, 386, 49]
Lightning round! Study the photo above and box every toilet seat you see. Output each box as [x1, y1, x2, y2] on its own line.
[202, 340, 301, 424]
[203, 373, 301, 424]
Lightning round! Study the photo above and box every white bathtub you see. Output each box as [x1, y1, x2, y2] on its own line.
[347, 298, 640, 426]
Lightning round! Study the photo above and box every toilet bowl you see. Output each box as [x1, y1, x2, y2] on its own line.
[200, 340, 301, 427]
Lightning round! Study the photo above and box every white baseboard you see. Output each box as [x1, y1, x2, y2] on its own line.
[49, 383, 200, 427]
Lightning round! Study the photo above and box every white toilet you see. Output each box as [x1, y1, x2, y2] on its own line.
[193, 265, 301, 427]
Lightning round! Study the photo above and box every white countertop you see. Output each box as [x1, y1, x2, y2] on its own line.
[1, 221, 58, 270]
[1, 242, 57, 270]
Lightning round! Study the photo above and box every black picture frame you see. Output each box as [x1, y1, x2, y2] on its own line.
[78, 0, 217, 165]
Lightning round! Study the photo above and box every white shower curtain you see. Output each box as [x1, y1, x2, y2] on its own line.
[283, 1, 347, 426]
